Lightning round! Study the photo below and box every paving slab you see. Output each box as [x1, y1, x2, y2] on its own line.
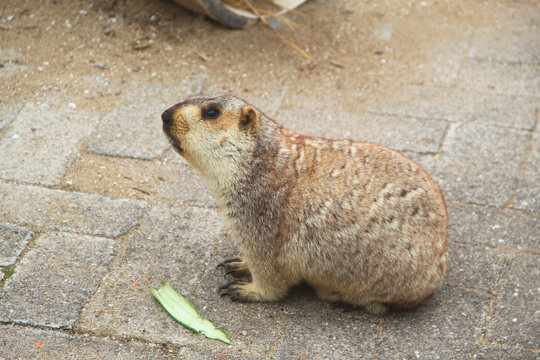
[77, 204, 238, 349]
[469, 28, 540, 65]
[384, 13, 472, 87]
[402, 152, 436, 174]
[0, 48, 26, 80]
[375, 286, 490, 359]
[468, 3, 540, 65]
[446, 243, 506, 292]
[475, 344, 539, 360]
[447, 202, 540, 250]
[178, 348, 262, 360]
[236, 81, 289, 119]
[0, 325, 176, 360]
[0, 102, 22, 131]
[64, 151, 216, 208]
[0, 223, 33, 266]
[0, 181, 147, 238]
[87, 77, 207, 160]
[277, 108, 447, 153]
[434, 122, 530, 207]
[84, 203, 222, 288]
[175, 296, 288, 356]
[458, 58, 540, 97]
[365, 85, 539, 130]
[515, 131, 540, 211]
[487, 254, 540, 348]
[0, 101, 98, 185]
[392, 36, 469, 87]
[274, 315, 379, 360]
[0, 232, 116, 329]
[157, 149, 216, 208]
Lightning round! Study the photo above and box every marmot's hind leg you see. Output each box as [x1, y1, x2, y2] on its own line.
[313, 284, 343, 303]
[364, 302, 388, 315]
[314, 285, 389, 314]
[216, 258, 251, 278]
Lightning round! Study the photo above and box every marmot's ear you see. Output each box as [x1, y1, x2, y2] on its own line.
[239, 105, 259, 135]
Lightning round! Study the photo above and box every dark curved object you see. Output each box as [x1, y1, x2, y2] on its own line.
[172, 0, 249, 29]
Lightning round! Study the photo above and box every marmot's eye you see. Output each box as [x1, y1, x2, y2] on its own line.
[202, 106, 220, 120]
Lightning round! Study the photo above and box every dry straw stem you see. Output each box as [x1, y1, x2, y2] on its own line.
[257, 0, 304, 15]
[224, 0, 301, 14]
[256, 8, 297, 30]
[239, 0, 313, 61]
[223, 0, 296, 29]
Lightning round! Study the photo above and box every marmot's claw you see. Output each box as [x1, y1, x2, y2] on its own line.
[223, 269, 237, 278]
[216, 258, 242, 269]
[330, 301, 353, 313]
[218, 280, 251, 302]
[218, 280, 243, 292]
[216, 258, 252, 278]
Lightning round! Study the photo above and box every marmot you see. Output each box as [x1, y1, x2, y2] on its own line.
[161, 94, 447, 314]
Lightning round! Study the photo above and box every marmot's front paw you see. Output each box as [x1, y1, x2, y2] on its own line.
[218, 280, 262, 302]
[216, 258, 251, 278]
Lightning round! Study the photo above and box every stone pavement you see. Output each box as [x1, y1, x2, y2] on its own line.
[0, 0, 538, 359]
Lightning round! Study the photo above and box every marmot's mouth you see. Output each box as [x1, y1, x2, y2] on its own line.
[169, 138, 184, 154]
[165, 133, 184, 154]
[173, 142, 184, 154]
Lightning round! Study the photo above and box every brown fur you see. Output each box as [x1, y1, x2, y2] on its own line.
[161, 94, 448, 314]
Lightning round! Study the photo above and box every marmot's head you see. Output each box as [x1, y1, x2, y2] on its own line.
[161, 94, 260, 174]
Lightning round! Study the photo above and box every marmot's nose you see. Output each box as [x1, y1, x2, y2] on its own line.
[161, 109, 174, 126]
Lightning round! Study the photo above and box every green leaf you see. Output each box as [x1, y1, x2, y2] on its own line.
[151, 281, 231, 344]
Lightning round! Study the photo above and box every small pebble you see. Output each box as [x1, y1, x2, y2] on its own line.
[240, 330, 247, 336]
